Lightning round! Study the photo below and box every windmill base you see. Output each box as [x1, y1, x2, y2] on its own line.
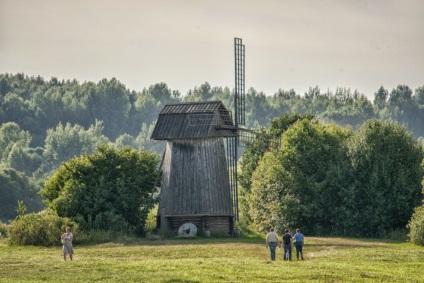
[157, 214, 235, 236]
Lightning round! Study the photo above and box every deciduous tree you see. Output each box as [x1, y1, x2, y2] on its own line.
[40, 146, 160, 235]
[344, 120, 423, 236]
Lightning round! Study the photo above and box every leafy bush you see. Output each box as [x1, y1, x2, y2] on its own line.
[0, 168, 44, 222]
[144, 205, 158, 234]
[408, 205, 424, 246]
[74, 212, 134, 234]
[345, 120, 423, 236]
[0, 222, 9, 238]
[40, 145, 159, 236]
[378, 228, 408, 242]
[8, 211, 76, 246]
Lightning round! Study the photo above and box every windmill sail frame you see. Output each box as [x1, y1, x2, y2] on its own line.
[227, 37, 246, 220]
[234, 37, 246, 127]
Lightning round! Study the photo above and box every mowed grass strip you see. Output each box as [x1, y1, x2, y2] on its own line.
[0, 237, 423, 282]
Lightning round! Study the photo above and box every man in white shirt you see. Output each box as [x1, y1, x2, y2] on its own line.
[265, 227, 279, 261]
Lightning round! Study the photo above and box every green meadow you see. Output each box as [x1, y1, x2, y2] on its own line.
[0, 236, 423, 283]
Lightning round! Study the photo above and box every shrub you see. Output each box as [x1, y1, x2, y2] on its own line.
[40, 146, 159, 236]
[144, 205, 158, 234]
[8, 211, 76, 246]
[408, 205, 424, 246]
[74, 212, 134, 235]
[378, 228, 408, 242]
[0, 222, 9, 238]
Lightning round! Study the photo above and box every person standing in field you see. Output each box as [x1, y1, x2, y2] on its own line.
[265, 227, 279, 261]
[294, 228, 304, 260]
[61, 227, 74, 261]
[282, 229, 293, 261]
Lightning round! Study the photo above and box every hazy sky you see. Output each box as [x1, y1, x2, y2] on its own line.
[1, 0, 423, 99]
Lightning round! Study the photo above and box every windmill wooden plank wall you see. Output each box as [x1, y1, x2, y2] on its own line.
[151, 101, 237, 234]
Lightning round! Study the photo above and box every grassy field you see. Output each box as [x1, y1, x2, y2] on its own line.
[0, 236, 423, 282]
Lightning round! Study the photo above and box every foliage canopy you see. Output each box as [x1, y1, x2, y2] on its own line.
[244, 117, 423, 237]
[0, 168, 43, 222]
[40, 146, 160, 235]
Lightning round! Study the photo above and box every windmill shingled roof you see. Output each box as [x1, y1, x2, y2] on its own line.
[151, 101, 237, 140]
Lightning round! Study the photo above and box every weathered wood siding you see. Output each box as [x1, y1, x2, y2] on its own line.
[158, 138, 233, 218]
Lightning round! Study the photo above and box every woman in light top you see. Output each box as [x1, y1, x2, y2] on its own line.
[61, 227, 74, 261]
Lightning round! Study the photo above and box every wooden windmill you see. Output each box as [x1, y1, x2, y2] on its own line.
[151, 38, 252, 235]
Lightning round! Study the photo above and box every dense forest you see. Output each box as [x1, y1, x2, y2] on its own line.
[1, 73, 424, 228]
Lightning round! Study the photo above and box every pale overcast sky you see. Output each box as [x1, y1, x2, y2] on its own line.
[1, 0, 423, 99]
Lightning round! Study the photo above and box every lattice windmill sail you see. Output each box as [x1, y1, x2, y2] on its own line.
[150, 38, 253, 234]
[225, 37, 255, 220]
[234, 37, 246, 127]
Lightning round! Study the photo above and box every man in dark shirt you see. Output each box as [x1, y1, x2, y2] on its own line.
[282, 229, 293, 261]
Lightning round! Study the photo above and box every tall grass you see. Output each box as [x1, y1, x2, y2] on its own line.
[0, 236, 423, 282]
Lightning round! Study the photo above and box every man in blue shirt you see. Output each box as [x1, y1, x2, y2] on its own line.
[294, 228, 304, 260]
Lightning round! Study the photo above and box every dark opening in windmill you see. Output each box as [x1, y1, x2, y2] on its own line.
[151, 38, 254, 235]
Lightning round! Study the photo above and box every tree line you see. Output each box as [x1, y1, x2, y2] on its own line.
[1, 73, 423, 150]
[1, 74, 422, 175]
